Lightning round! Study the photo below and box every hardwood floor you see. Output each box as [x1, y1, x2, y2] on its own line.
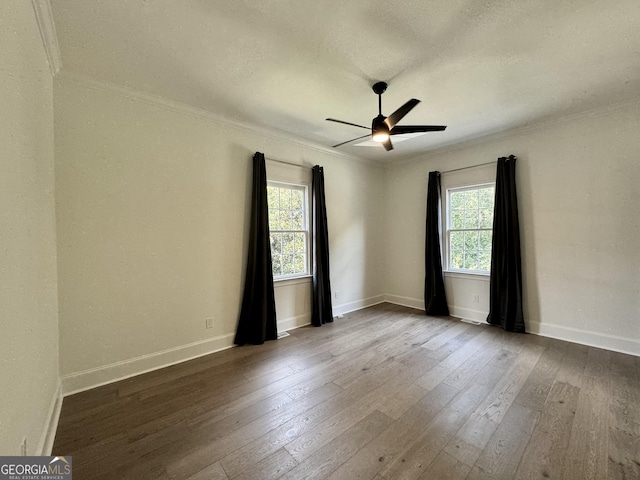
[53, 303, 640, 479]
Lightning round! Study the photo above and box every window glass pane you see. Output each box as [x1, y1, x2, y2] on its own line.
[268, 210, 279, 231]
[291, 189, 303, 210]
[279, 213, 292, 230]
[270, 233, 282, 254]
[464, 250, 479, 270]
[451, 191, 464, 209]
[479, 188, 494, 208]
[479, 230, 492, 250]
[291, 210, 304, 230]
[282, 254, 295, 274]
[451, 210, 464, 229]
[464, 209, 479, 229]
[479, 251, 491, 271]
[267, 183, 309, 278]
[267, 186, 279, 209]
[450, 250, 464, 269]
[279, 189, 291, 210]
[293, 254, 305, 273]
[447, 184, 494, 273]
[464, 231, 479, 250]
[464, 190, 479, 210]
[272, 254, 282, 276]
[282, 232, 295, 254]
[479, 208, 493, 228]
[294, 232, 305, 253]
[450, 231, 464, 250]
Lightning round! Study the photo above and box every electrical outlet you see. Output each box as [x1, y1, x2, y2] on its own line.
[20, 437, 27, 456]
[334, 291, 340, 300]
[205, 318, 213, 329]
[473, 294, 480, 303]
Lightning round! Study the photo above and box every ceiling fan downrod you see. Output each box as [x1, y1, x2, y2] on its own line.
[372, 81, 387, 116]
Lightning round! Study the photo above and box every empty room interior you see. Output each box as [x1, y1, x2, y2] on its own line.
[2, 0, 640, 479]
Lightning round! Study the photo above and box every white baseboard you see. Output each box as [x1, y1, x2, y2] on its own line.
[61, 333, 235, 396]
[449, 305, 488, 323]
[383, 294, 424, 311]
[383, 294, 640, 357]
[38, 379, 62, 455]
[527, 320, 640, 357]
[60, 296, 379, 396]
[279, 313, 311, 332]
[384, 295, 488, 323]
[56, 296, 640, 401]
[58, 294, 382, 396]
[333, 295, 386, 317]
[383, 295, 489, 323]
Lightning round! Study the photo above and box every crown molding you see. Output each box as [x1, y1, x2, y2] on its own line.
[31, 0, 62, 76]
[55, 69, 640, 171]
[55, 70, 380, 167]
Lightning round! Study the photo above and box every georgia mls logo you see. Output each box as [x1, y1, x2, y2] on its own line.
[0, 456, 72, 479]
[49, 457, 71, 474]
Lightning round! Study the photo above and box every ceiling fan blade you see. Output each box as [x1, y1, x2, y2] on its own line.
[384, 99, 420, 129]
[390, 125, 447, 135]
[326, 118, 370, 130]
[382, 138, 393, 151]
[331, 134, 371, 148]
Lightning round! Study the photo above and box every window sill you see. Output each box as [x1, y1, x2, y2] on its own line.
[274, 275, 313, 287]
[444, 270, 490, 282]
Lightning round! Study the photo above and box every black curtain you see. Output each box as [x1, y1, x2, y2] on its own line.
[312, 165, 333, 326]
[234, 152, 278, 345]
[487, 155, 525, 332]
[424, 171, 450, 316]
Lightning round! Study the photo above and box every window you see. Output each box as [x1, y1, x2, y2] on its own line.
[267, 182, 309, 278]
[446, 184, 495, 273]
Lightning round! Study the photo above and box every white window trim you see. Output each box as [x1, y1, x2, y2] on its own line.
[266, 159, 314, 287]
[444, 270, 491, 282]
[443, 182, 495, 276]
[267, 180, 313, 281]
[273, 275, 313, 286]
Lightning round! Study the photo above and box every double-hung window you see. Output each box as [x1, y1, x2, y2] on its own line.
[446, 184, 495, 273]
[267, 182, 310, 278]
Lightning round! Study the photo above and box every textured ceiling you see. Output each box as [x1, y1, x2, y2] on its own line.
[51, 0, 640, 162]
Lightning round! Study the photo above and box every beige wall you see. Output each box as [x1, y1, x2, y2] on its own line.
[384, 99, 640, 355]
[54, 73, 640, 395]
[54, 76, 386, 392]
[0, 2, 60, 455]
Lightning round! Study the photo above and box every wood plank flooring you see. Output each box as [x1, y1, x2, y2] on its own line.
[53, 304, 640, 479]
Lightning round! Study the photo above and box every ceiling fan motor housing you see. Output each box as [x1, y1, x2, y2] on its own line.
[372, 81, 388, 95]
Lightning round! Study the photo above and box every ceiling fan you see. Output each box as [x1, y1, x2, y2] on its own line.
[326, 82, 446, 151]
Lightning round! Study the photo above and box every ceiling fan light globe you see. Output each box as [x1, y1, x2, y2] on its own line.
[371, 115, 390, 143]
[372, 132, 390, 143]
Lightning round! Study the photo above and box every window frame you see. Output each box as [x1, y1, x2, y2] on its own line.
[267, 180, 312, 281]
[444, 182, 495, 276]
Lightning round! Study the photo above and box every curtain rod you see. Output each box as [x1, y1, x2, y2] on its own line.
[265, 157, 312, 169]
[439, 160, 497, 175]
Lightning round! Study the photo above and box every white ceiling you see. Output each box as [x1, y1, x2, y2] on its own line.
[51, 0, 640, 162]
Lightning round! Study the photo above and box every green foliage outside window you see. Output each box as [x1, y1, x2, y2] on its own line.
[268, 185, 308, 277]
[449, 186, 494, 272]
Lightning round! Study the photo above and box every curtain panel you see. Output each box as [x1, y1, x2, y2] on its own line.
[234, 152, 278, 345]
[487, 155, 525, 332]
[312, 165, 333, 326]
[424, 171, 450, 316]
